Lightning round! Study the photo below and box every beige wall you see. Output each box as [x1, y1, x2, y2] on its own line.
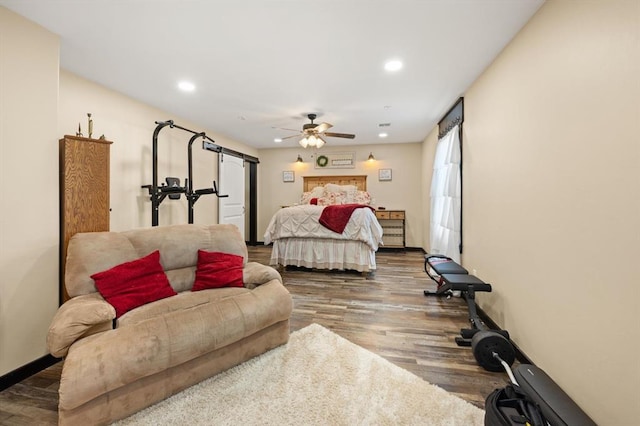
[0, 8, 59, 375]
[257, 143, 423, 247]
[59, 71, 257, 232]
[451, 1, 638, 424]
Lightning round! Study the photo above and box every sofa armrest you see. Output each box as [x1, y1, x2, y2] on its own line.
[243, 261, 282, 289]
[47, 293, 116, 358]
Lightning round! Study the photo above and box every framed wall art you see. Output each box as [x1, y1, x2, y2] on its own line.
[282, 170, 295, 182]
[378, 168, 392, 181]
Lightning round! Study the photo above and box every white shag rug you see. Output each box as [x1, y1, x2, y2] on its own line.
[113, 323, 484, 425]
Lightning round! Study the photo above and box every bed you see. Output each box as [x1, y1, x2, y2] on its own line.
[264, 175, 383, 273]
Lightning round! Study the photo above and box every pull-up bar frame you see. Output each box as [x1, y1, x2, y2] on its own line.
[145, 120, 223, 226]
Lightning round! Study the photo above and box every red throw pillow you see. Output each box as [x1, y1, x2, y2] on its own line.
[91, 250, 177, 318]
[192, 250, 244, 292]
[310, 197, 318, 205]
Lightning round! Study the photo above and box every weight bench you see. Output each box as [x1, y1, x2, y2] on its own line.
[423, 254, 468, 288]
[422, 254, 515, 372]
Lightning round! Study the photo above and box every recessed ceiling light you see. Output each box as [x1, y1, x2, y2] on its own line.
[178, 81, 195, 92]
[384, 60, 403, 72]
[378, 133, 388, 138]
[274, 138, 283, 143]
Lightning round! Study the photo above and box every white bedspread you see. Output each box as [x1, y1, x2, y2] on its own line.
[264, 205, 383, 251]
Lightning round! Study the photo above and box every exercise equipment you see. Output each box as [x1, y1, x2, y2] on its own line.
[423, 254, 516, 372]
[141, 176, 187, 204]
[186, 132, 228, 223]
[487, 353, 597, 426]
[141, 120, 227, 226]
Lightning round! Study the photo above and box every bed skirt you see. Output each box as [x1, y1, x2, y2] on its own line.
[269, 238, 377, 272]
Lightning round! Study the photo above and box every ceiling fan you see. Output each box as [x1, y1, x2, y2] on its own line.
[277, 113, 356, 148]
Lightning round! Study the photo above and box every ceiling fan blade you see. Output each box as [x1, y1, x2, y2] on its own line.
[271, 126, 301, 132]
[324, 132, 356, 139]
[280, 133, 302, 140]
[314, 122, 333, 133]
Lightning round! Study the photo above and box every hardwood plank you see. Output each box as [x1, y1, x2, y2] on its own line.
[0, 247, 511, 425]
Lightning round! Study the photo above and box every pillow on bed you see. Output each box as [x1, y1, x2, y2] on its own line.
[300, 191, 314, 204]
[322, 184, 358, 205]
[318, 191, 347, 206]
[353, 190, 372, 205]
[317, 196, 335, 206]
[301, 186, 325, 204]
[325, 183, 357, 194]
[318, 190, 371, 205]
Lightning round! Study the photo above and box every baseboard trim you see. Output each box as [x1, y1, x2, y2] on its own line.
[0, 354, 60, 392]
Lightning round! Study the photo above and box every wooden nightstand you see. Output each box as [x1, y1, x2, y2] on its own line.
[375, 210, 405, 248]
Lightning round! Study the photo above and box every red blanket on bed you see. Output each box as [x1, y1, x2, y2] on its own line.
[319, 204, 375, 234]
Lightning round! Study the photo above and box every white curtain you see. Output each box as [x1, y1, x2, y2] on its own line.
[430, 125, 461, 263]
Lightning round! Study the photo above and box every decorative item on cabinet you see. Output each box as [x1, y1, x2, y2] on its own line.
[87, 113, 93, 138]
[59, 135, 112, 303]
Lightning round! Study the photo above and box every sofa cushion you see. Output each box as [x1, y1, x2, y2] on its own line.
[123, 224, 249, 272]
[116, 287, 247, 327]
[65, 232, 140, 297]
[192, 251, 244, 292]
[91, 250, 177, 318]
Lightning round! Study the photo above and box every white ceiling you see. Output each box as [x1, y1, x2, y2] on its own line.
[1, 0, 543, 149]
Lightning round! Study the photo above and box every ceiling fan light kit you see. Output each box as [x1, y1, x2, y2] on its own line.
[299, 134, 326, 149]
[282, 113, 355, 149]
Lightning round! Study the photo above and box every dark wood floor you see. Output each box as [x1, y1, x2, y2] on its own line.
[0, 247, 511, 425]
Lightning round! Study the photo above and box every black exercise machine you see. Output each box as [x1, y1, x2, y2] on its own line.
[423, 254, 516, 372]
[141, 120, 227, 226]
[487, 352, 597, 426]
[185, 132, 228, 223]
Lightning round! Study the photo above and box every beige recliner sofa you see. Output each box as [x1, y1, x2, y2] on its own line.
[47, 223, 293, 425]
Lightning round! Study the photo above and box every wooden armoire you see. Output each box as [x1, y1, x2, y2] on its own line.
[59, 135, 112, 303]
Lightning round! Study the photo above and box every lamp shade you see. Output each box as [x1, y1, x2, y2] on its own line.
[368, 152, 375, 161]
[299, 137, 308, 148]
